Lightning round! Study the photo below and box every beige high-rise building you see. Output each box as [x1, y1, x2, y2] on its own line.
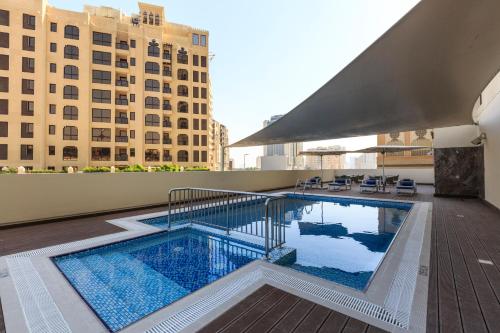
[0, 1, 213, 171]
[211, 119, 229, 171]
[377, 130, 433, 167]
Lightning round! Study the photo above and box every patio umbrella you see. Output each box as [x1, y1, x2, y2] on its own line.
[298, 149, 353, 185]
[355, 145, 431, 192]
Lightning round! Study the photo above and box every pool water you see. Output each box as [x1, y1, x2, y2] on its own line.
[142, 194, 412, 290]
[52, 228, 263, 332]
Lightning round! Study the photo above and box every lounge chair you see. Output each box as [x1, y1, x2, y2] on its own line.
[396, 179, 417, 195]
[298, 176, 322, 189]
[360, 179, 379, 193]
[328, 177, 352, 191]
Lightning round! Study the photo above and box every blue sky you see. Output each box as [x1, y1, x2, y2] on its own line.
[50, 0, 419, 168]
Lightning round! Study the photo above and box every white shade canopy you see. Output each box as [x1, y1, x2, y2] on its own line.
[298, 149, 354, 156]
[231, 0, 500, 147]
[355, 145, 430, 154]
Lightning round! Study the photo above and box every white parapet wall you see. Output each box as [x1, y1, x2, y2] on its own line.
[337, 168, 435, 184]
[0, 170, 333, 226]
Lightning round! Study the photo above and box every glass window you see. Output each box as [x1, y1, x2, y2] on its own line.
[20, 144, 33, 160]
[193, 55, 199, 66]
[49, 104, 56, 114]
[177, 150, 188, 162]
[193, 103, 199, 114]
[0, 144, 6, 160]
[23, 36, 36, 51]
[92, 128, 111, 142]
[193, 87, 199, 98]
[63, 146, 78, 160]
[201, 72, 207, 83]
[0, 99, 7, 115]
[22, 79, 34, 94]
[91, 147, 110, 161]
[201, 103, 207, 114]
[63, 106, 78, 120]
[201, 150, 207, 162]
[177, 69, 188, 80]
[93, 31, 112, 46]
[49, 145, 55, 155]
[64, 65, 79, 80]
[130, 57, 136, 66]
[23, 14, 35, 30]
[21, 122, 34, 138]
[63, 126, 78, 140]
[193, 71, 199, 82]
[145, 79, 160, 92]
[177, 85, 189, 97]
[201, 56, 207, 67]
[200, 35, 207, 46]
[64, 25, 79, 40]
[0, 76, 8, 92]
[48, 125, 55, 135]
[145, 114, 160, 126]
[145, 132, 160, 144]
[21, 101, 34, 116]
[178, 101, 188, 113]
[50, 22, 57, 32]
[193, 150, 199, 162]
[192, 33, 199, 45]
[63, 85, 79, 100]
[92, 70, 111, 84]
[64, 45, 79, 59]
[201, 87, 207, 99]
[145, 96, 160, 109]
[0, 32, 9, 48]
[148, 40, 160, 57]
[92, 89, 111, 103]
[22, 57, 34, 73]
[145, 62, 160, 74]
[0, 10, 9, 26]
[92, 51, 111, 65]
[50, 63, 56, 73]
[92, 108, 111, 123]
[0, 121, 7, 137]
[50, 42, 56, 52]
[130, 39, 136, 48]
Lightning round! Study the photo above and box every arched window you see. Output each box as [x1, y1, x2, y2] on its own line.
[177, 69, 188, 80]
[145, 79, 160, 92]
[177, 48, 188, 64]
[63, 146, 78, 160]
[154, 14, 160, 26]
[145, 114, 160, 126]
[63, 65, 79, 80]
[63, 106, 78, 120]
[145, 96, 160, 109]
[177, 85, 188, 97]
[177, 150, 188, 162]
[149, 12, 154, 25]
[63, 85, 79, 100]
[177, 101, 188, 113]
[177, 134, 189, 145]
[148, 40, 160, 57]
[64, 45, 79, 59]
[63, 126, 78, 140]
[64, 25, 79, 40]
[145, 149, 160, 161]
[177, 118, 189, 129]
[145, 62, 160, 74]
[145, 131, 160, 144]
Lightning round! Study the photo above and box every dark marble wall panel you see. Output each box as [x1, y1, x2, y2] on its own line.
[434, 147, 484, 198]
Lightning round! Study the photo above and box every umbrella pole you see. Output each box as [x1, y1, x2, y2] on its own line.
[382, 152, 386, 192]
[320, 155, 324, 188]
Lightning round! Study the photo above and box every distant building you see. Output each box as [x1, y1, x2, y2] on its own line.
[261, 115, 303, 170]
[304, 146, 345, 170]
[377, 130, 433, 167]
[211, 120, 229, 170]
[354, 153, 376, 169]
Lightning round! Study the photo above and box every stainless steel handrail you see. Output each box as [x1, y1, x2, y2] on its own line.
[167, 188, 286, 258]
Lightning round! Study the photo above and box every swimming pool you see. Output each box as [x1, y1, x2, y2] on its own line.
[52, 228, 264, 332]
[142, 194, 412, 290]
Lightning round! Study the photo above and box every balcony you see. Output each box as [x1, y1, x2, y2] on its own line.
[115, 117, 129, 124]
[115, 98, 129, 106]
[163, 87, 172, 94]
[163, 70, 172, 77]
[115, 136, 129, 143]
[115, 153, 128, 161]
[116, 80, 129, 87]
[115, 61, 129, 69]
[162, 138, 172, 144]
[163, 104, 172, 111]
[163, 121, 172, 128]
[116, 42, 129, 51]
[163, 53, 171, 61]
[163, 155, 172, 161]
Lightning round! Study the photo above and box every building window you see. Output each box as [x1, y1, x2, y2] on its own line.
[201, 135, 208, 146]
[201, 72, 207, 83]
[200, 35, 207, 47]
[145, 62, 160, 74]
[155, 14, 160, 25]
[145, 96, 160, 109]
[201, 119, 208, 130]
[92, 89, 111, 103]
[130, 130, 135, 139]
[64, 25, 79, 40]
[50, 42, 56, 52]
[63, 146, 78, 160]
[92, 51, 111, 65]
[145, 114, 160, 126]
[193, 55, 199, 66]
[22, 79, 34, 94]
[130, 148, 135, 157]
[0, 54, 9, 70]
[201, 56, 207, 67]
[201, 87, 207, 99]
[23, 14, 36, 30]
[193, 71, 199, 82]
[0, 32, 8, 48]
[176, 101, 187, 113]
[50, 63, 56, 73]
[177, 49, 188, 64]
[177, 69, 188, 81]
[20, 144, 33, 160]
[93, 32, 112, 46]
[63, 85, 78, 99]
[49, 83, 56, 93]
[177, 134, 189, 146]
[92, 108, 111, 122]
[193, 87, 199, 98]
[64, 45, 79, 59]
[192, 34, 199, 45]
[145, 149, 160, 162]
[201, 103, 207, 114]
[63, 126, 78, 140]
[130, 76, 136, 84]
[49, 104, 56, 114]
[177, 118, 189, 129]
[148, 40, 160, 57]
[193, 118, 199, 130]
[0, 144, 6, 160]
[130, 112, 135, 120]
[0, 77, 8, 92]
[92, 128, 110, 142]
[23, 36, 35, 51]
[0, 10, 9, 26]
[63, 65, 78, 80]
[201, 150, 207, 162]
[0, 121, 7, 137]
[91, 147, 110, 161]
[193, 135, 199, 146]
[193, 103, 199, 114]
[177, 85, 189, 97]
[145, 79, 160, 92]
[145, 131, 160, 144]
[48, 145, 55, 155]
[21, 122, 34, 138]
[50, 22, 57, 32]
[193, 150, 199, 162]
[177, 150, 188, 162]
[21, 101, 34, 116]
[130, 94, 135, 103]
[92, 70, 111, 84]
[130, 39, 136, 48]
[0, 99, 7, 115]
[48, 125, 55, 135]
[63, 106, 78, 120]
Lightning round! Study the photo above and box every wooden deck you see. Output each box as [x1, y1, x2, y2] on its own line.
[0, 184, 499, 332]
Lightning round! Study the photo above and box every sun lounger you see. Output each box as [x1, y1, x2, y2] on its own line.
[360, 179, 379, 193]
[396, 179, 417, 195]
[328, 178, 352, 191]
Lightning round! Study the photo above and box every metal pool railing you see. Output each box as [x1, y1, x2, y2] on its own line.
[167, 188, 286, 258]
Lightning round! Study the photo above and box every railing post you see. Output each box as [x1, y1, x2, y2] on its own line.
[189, 188, 193, 224]
[226, 192, 230, 234]
[265, 199, 270, 259]
[168, 190, 172, 229]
